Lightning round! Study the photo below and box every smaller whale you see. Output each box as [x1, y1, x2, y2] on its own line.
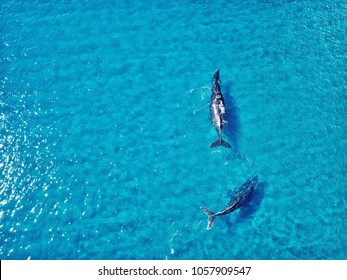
[201, 176, 259, 230]
[210, 69, 231, 148]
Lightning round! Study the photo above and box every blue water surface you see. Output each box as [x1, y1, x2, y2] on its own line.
[1, 0, 346, 259]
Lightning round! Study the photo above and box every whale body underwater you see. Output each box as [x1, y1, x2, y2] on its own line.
[209, 69, 231, 148]
[201, 176, 259, 230]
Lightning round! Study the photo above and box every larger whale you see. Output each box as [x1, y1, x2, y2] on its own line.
[201, 176, 259, 230]
[209, 69, 231, 148]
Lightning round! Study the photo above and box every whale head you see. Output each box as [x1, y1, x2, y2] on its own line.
[213, 69, 220, 83]
[249, 176, 259, 187]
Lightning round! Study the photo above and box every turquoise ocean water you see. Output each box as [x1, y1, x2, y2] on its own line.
[1, 0, 346, 259]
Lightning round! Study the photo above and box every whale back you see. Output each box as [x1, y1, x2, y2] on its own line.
[227, 176, 258, 210]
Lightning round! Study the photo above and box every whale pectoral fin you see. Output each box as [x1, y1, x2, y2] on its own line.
[227, 202, 237, 210]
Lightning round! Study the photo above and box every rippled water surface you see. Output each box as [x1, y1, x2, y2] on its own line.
[1, 0, 346, 259]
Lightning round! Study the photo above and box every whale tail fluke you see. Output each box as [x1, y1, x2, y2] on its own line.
[201, 207, 216, 230]
[210, 139, 231, 148]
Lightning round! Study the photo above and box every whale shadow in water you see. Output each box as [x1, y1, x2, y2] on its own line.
[237, 181, 267, 221]
[221, 81, 241, 151]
